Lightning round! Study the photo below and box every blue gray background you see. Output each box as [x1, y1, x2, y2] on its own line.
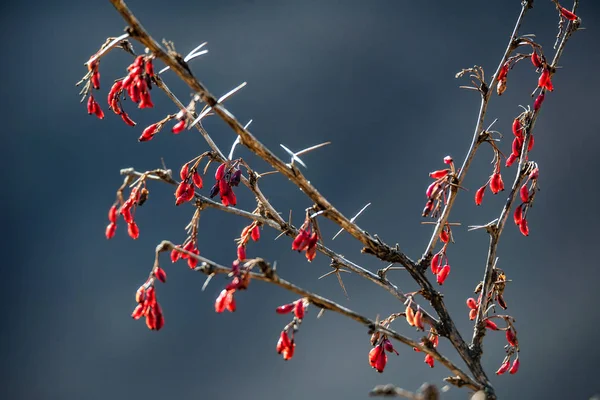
[2, 1, 599, 399]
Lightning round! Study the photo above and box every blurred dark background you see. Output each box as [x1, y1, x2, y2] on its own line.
[2, 1, 599, 399]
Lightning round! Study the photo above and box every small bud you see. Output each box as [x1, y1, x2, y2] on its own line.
[120, 112, 136, 126]
[422, 199, 434, 217]
[528, 134, 535, 152]
[277, 330, 291, 354]
[105, 222, 117, 239]
[520, 184, 529, 203]
[490, 173, 504, 194]
[560, 7, 578, 21]
[91, 71, 101, 90]
[512, 137, 523, 157]
[121, 206, 133, 223]
[506, 329, 518, 347]
[374, 349, 387, 373]
[513, 205, 523, 226]
[424, 354, 435, 368]
[439, 229, 449, 243]
[131, 304, 145, 320]
[414, 310, 424, 330]
[237, 245, 247, 261]
[105, 205, 115, 225]
[506, 153, 518, 167]
[436, 264, 450, 285]
[466, 297, 477, 310]
[250, 225, 260, 241]
[215, 163, 227, 181]
[368, 345, 383, 368]
[171, 119, 186, 134]
[509, 358, 520, 374]
[170, 247, 182, 263]
[294, 300, 305, 320]
[405, 305, 415, 326]
[382, 339, 399, 355]
[154, 267, 167, 283]
[192, 171, 203, 189]
[282, 341, 295, 361]
[512, 118, 523, 138]
[139, 123, 159, 142]
[519, 218, 529, 236]
[497, 78, 507, 96]
[538, 68, 551, 90]
[529, 167, 539, 180]
[475, 185, 486, 206]
[135, 286, 145, 304]
[497, 62, 509, 81]
[215, 289, 229, 313]
[180, 163, 189, 181]
[209, 183, 220, 198]
[276, 303, 295, 314]
[496, 359, 510, 375]
[431, 253, 441, 275]
[127, 221, 140, 239]
[533, 92, 545, 111]
[230, 169, 242, 186]
[485, 319, 499, 330]
[443, 155, 453, 165]
[469, 308, 477, 321]
[429, 169, 449, 179]
[145, 59, 155, 77]
[187, 248, 200, 269]
[531, 51, 543, 69]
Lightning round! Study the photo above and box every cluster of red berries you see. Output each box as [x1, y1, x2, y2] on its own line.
[368, 337, 398, 373]
[291, 214, 320, 262]
[174, 162, 204, 206]
[210, 162, 241, 207]
[475, 159, 505, 206]
[170, 240, 201, 269]
[430, 227, 452, 285]
[131, 268, 167, 331]
[506, 113, 535, 168]
[404, 303, 425, 330]
[215, 260, 251, 313]
[236, 222, 261, 262]
[514, 167, 539, 236]
[105, 185, 148, 240]
[275, 299, 307, 361]
[105, 55, 155, 126]
[484, 317, 520, 375]
[411, 331, 439, 368]
[423, 156, 455, 218]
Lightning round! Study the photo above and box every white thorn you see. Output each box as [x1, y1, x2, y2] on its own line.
[280, 144, 307, 169]
[159, 42, 209, 74]
[228, 137, 241, 160]
[332, 202, 371, 240]
[189, 82, 247, 128]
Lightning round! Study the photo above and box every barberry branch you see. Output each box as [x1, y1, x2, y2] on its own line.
[86, 1, 582, 398]
[153, 240, 480, 391]
[419, 0, 533, 264]
[119, 167, 440, 328]
[108, 0, 414, 266]
[107, 1, 483, 380]
[470, 5, 580, 357]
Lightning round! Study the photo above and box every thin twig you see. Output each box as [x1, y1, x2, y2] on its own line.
[154, 240, 481, 391]
[420, 1, 532, 263]
[108, 0, 477, 389]
[120, 167, 440, 329]
[470, 5, 580, 357]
